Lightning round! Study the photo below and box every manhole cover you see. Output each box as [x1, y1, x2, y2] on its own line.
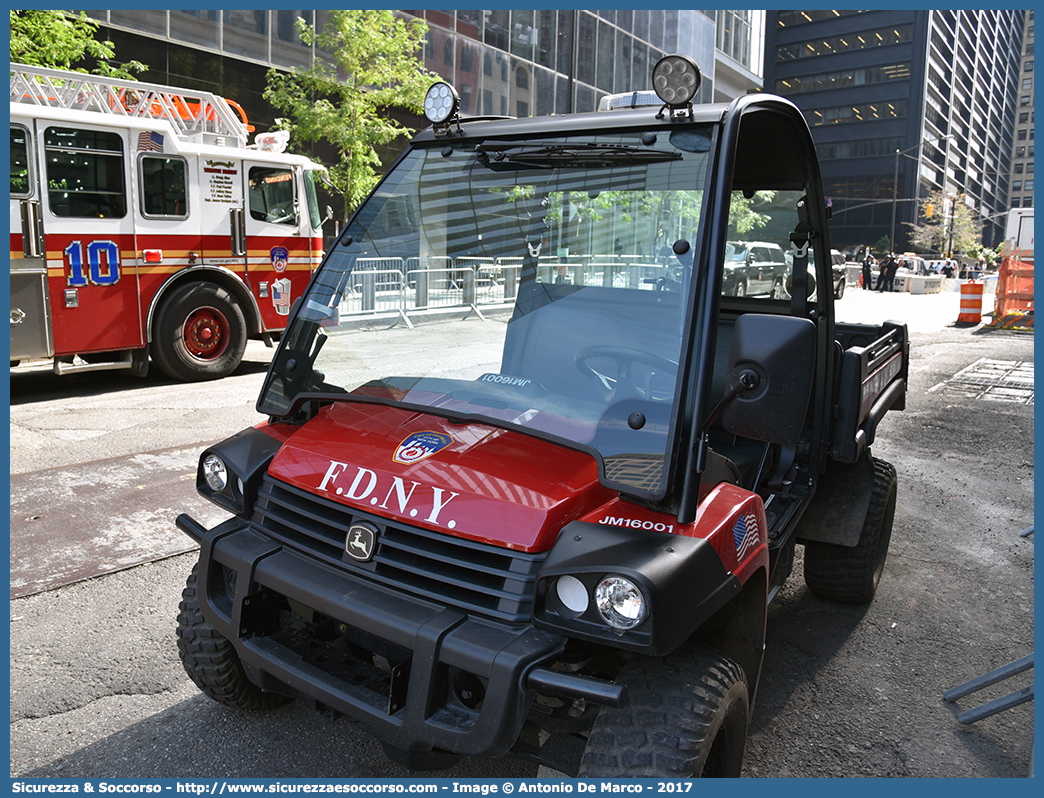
[931, 358, 1034, 403]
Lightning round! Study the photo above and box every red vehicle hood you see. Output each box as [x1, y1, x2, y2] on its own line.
[267, 402, 615, 552]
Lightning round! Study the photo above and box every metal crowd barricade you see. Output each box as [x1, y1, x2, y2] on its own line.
[944, 653, 1034, 725]
[489, 256, 524, 303]
[584, 261, 619, 287]
[537, 261, 585, 285]
[404, 266, 466, 311]
[630, 262, 664, 289]
[341, 257, 407, 321]
[453, 257, 494, 291]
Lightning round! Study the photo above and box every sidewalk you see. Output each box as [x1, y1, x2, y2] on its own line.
[838, 284, 967, 333]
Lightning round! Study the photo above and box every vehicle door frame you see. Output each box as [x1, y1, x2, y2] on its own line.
[34, 117, 143, 356]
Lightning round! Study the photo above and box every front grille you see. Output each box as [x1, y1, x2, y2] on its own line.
[251, 476, 545, 623]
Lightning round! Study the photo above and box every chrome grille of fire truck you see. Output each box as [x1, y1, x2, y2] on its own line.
[251, 476, 544, 623]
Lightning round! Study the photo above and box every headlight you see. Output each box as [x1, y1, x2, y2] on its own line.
[555, 575, 590, 615]
[595, 576, 647, 630]
[424, 82, 459, 125]
[652, 54, 702, 108]
[202, 454, 228, 492]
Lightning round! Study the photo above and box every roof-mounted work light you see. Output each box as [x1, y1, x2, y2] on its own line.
[424, 82, 460, 132]
[652, 54, 702, 117]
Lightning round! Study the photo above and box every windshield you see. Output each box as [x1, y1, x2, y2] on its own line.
[259, 128, 714, 498]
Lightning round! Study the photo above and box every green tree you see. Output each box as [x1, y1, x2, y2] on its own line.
[9, 10, 145, 78]
[264, 10, 439, 218]
[905, 189, 981, 256]
[967, 242, 1003, 268]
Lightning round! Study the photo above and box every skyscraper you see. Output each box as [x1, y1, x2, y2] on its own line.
[765, 9, 1026, 253]
[1009, 11, 1034, 212]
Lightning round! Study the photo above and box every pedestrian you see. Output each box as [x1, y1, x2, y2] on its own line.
[877, 254, 897, 292]
[862, 250, 875, 290]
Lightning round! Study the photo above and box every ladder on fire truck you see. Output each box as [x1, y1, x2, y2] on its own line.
[10, 62, 252, 148]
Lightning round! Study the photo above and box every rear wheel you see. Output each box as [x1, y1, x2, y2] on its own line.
[835, 277, 846, 300]
[578, 644, 748, 777]
[177, 564, 286, 710]
[152, 282, 247, 381]
[804, 457, 897, 603]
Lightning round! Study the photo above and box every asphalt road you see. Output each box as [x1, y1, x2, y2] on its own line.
[9, 288, 1035, 779]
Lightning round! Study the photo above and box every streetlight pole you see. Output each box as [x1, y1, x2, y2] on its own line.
[890, 134, 952, 254]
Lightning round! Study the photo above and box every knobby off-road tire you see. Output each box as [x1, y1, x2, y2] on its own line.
[177, 564, 286, 710]
[152, 282, 247, 381]
[804, 457, 897, 604]
[578, 644, 749, 777]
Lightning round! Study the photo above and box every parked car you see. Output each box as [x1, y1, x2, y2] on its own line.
[794, 249, 846, 299]
[830, 249, 847, 299]
[723, 240, 788, 297]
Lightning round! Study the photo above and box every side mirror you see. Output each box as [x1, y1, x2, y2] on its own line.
[324, 205, 334, 223]
[720, 314, 816, 444]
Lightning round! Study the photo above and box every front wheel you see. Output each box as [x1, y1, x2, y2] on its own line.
[804, 457, 897, 603]
[152, 282, 247, 381]
[578, 644, 748, 777]
[835, 278, 846, 300]
[177, 564, 287, 710]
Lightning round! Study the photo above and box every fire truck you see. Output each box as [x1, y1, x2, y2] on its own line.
[10, 64, 327, 381]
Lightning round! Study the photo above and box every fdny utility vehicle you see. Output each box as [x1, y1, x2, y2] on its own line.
[175, 55, 908, 776]
[10, 64, 327, 380]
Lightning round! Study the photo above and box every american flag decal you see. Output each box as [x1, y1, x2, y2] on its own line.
[733, 513, 761, 562]
[137, 131, 164, 152]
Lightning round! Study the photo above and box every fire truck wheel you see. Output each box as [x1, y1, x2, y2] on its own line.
[578, 644, 748, 777]
[177, 563, 287, 710]
[153, 283, 247, 381]
[803, 457, 897, 604]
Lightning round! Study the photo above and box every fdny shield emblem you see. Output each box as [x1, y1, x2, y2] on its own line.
[345, 521, 378, 562]
[270, 246, 289, 273]
[393, 431, 453, 465]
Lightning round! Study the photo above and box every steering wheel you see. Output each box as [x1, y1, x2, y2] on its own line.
[269, 207, 295, 225]
[574, 345, 678, 401]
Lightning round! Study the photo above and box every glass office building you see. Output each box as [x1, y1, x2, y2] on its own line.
[72, 10, 763, 220]
[77, 10, 763, 126]
[1009, 11, 1034, 212]
[765, 9, 1026, 251]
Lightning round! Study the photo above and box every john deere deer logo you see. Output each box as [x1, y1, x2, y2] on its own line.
[345, 522, 378, 562]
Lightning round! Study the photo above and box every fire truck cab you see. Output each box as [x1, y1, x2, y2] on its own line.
[10, 64, 327, 381]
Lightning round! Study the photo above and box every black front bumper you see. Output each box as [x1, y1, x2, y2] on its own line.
[190, 516, 567, 758]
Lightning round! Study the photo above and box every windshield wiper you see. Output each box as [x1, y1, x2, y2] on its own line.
[476, 142, 682, 169]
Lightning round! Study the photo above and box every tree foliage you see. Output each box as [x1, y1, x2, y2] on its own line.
[730, 191, 777, 236]
[9, 10, 146, 78]
[905, 189, 981, 256]
[264, 10, 439, 218]
[967, 242, 1003, 268]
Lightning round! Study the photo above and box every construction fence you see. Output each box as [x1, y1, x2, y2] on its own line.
[989, 256, 1034, 330]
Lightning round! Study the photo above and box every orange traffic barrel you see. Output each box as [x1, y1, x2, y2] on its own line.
[958, 281, 984, 324]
